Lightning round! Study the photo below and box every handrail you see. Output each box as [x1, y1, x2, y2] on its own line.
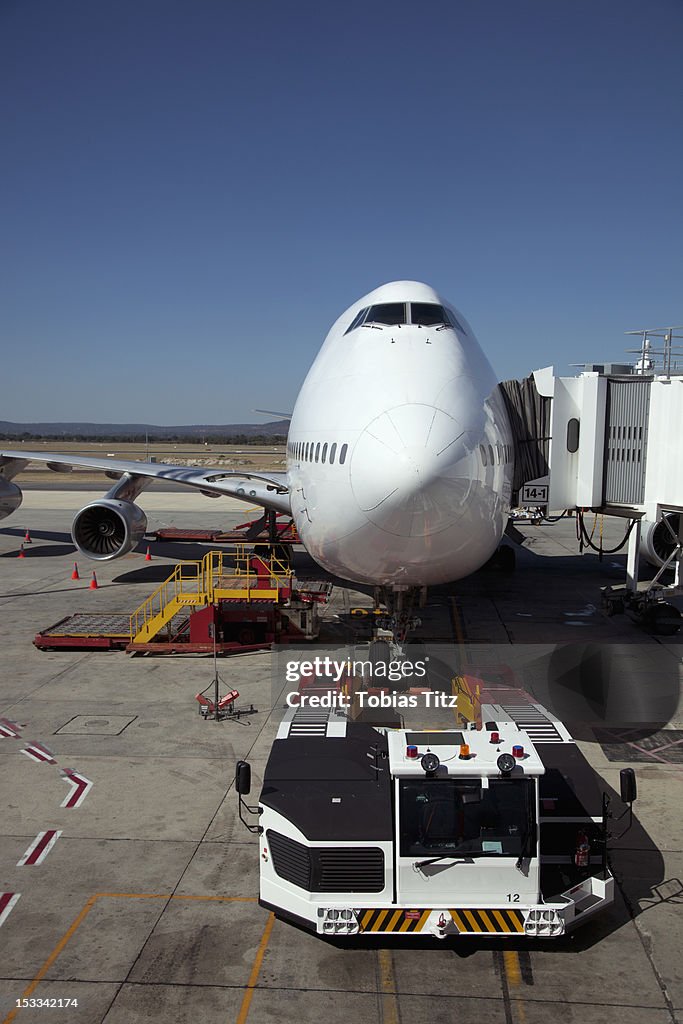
[130, 559, 202, 640]
[129, 545, 293, 642]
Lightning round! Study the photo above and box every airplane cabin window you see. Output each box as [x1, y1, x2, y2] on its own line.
[330, 442, 337, 464]
[339, 443, 348, 465]
[364, 303, 406, 326]
[480, 444, 487, 466]
[315, 442, 320, 463]
[322, 442, 328, 463]
[410, 303, 449, 327]
[488, 444, 494, 466]
[305, 442, 310, 461]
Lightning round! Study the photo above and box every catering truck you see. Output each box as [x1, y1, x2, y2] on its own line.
[236, 700, 636, 939]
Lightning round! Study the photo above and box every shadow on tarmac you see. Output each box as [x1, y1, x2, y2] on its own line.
[1, 543, 77, 558]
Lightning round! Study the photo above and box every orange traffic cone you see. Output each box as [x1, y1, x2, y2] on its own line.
[18, 544, 26, 559]
[71, 562, 80, 580]
[89, 572, 99, 590]
[24, 530, 32, 544]
[145, 546, 152, 561]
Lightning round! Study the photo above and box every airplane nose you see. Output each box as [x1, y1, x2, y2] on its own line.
[350, 404, 473, 537]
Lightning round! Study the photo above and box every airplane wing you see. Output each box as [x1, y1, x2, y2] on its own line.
[0, 449, 291, 514]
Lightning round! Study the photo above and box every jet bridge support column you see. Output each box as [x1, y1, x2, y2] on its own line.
[626, 519, 642, 593]
[602, 512, 682, 635]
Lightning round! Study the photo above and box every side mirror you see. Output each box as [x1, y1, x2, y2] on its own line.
[236, 760, 251, 796]
[620, 767, 637, 804]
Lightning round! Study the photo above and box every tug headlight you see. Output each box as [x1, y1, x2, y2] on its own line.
[524, 909, 564, 936]
[421, 752, 440, 774]
[319, 907, 359, 934]
[497, 753, 515, 774]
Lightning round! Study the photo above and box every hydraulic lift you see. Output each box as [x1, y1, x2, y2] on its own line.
[34, 546, 331, 654]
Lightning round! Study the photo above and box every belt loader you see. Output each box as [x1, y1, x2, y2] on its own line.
[236, 700, 636, 940]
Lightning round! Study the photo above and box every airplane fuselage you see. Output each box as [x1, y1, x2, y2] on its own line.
[0, 281, 513, 587]
[286, 281, 513, 586]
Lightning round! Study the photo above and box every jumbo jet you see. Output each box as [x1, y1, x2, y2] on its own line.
[0, 282, 514, 598]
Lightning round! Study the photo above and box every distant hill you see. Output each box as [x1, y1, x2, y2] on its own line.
[0, 420, 289, 441]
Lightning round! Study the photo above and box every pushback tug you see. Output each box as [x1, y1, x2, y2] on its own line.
[236, 701, 636, 939]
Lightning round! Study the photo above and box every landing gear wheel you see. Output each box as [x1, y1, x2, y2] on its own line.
[497, 545, 516, 572]
[368, 639, 391, 670]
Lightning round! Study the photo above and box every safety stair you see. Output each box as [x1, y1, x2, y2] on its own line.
[130, 546, 292, 644]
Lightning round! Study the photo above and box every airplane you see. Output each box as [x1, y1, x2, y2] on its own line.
[0, 281, 514, 620]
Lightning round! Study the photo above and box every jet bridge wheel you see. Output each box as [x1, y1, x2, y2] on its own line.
[643, 602, 681, 636]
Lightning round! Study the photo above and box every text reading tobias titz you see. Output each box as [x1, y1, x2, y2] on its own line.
[286, 691, 458, 709]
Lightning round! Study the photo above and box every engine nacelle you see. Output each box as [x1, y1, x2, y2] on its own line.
[641, 513, 681, 567]
[72, 499, 148, 561]
[0, 479, 23, 520]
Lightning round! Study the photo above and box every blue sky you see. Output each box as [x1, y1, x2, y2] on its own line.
[2, 0, 681, 424]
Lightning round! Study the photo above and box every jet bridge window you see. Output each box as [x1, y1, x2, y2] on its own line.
[364, 303, 407, 326]
[399, 778, 535, 859]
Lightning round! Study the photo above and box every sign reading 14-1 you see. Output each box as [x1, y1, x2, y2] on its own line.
[520, 483, 549, 505]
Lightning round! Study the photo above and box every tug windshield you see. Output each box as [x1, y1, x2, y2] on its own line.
[399, 778, 535, 858]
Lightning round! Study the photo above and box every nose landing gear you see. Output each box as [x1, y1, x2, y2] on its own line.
[372, 585, 424, 644]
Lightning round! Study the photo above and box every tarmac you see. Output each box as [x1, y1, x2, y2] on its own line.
[1, 491, 682, 1024]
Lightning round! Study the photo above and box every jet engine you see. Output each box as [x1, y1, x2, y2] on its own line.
[0, 480, 23, 520]
[641, 513, 681, 568]
[72, 499, 148, 560]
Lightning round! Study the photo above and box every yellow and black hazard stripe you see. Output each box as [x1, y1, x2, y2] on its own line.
[359, 908, 431, 933]
[450, 908, 525, 934]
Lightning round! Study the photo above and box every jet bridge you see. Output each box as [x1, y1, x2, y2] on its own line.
[501, 327, 683, 634]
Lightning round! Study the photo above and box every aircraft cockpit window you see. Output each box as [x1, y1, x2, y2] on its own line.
[344, 307, 369, 335]
[410, 303, 450, 327]
[364, 303, 407, 326]
[447, 309, 466, 333]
